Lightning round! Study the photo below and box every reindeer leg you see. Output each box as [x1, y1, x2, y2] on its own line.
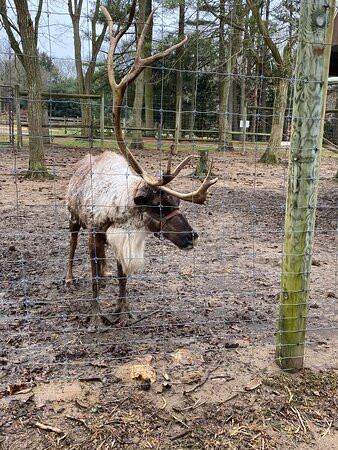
[88, 229, 104, 330]
[99, 232, 112, 278]
[104, 261, 133, 326]
[65, 220, 80, 285]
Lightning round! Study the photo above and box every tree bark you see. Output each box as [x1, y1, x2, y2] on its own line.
[174, 1, 185, 148]
[17, 1, 47, 178]
[26, 72, 47, 178]
[259, 77, 289, 163]
[189, 67, 197, 139]
[248, 0, 292, 163]
[144, 0, 154, 137]
[218, 0, 233, 151]
[260, 0, 270, 141]
[130, 0, 146, 149]
[68, 0, 107, 138]
[0, 0, 49, 178]
[194, 150, 209, 179]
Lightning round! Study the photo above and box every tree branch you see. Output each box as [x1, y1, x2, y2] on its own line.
[34, 0, 43, 46]
[202, 0, 244, 32]
[247, 0, 284, 68]
[0, 0, 23, 64]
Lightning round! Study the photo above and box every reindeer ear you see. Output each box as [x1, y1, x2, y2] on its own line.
[134, 182, 152, 205]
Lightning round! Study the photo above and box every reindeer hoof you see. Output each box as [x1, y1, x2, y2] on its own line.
[88, 314, 109, 332]
[65, 277, 74, 286]
[103, 309, 134, 327]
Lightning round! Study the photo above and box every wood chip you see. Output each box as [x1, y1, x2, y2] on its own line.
[245, 379, 262, 391]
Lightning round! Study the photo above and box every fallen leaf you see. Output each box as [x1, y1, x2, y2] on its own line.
[173, 348, 196, 365]
[128, 364, 156, 383]
[6, 383, 28, 395]
[181, 370, 202, 384]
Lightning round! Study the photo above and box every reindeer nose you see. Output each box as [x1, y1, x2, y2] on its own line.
[191, 230, 198, 241]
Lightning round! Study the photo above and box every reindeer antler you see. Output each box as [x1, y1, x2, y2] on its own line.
[102, 2, 218, 204]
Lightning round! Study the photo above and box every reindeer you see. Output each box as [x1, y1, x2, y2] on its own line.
[65, 2, 218, 328]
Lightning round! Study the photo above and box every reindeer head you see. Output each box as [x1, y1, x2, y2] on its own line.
[102, 1, 217, 248]
[134, 182, 198, 250]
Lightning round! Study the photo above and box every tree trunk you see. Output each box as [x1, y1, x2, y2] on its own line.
[130, 71, 144, 149]
[26, 72, 48, 178]
[189, 68, 197, 139]
[42, 102, 50, 144]
[1, 0, 49, 178]
[80, 98, 92, 139]
[144, 0, 153, 137]
[130, 0, 146, 149]
[239, 67, 246, 142]
[218, 0, 233, 151]
[194, 150, 209, 179]
[174, 1, 185, 147]
[259, 77, 288, 163]
[260, 0, 270, 142]
[251, 79, 258, 141]
[230, 0, 243, 142]
[68, 0, 107, 139]
[19, 4, 48, 178]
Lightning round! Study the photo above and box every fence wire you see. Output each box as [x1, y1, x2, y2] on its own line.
[0, 1, 337, 448]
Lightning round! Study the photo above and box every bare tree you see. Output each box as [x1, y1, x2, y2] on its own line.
[248, 0, 294, 163]
[0, 0, 50, 179]
[130, 0, 146, 149]
[205, 0, 239, 151]
[143, 0, 154, 136]
[68, 0, 111, 137]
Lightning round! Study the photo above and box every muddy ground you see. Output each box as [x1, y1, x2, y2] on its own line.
[0, 143, 337, 449]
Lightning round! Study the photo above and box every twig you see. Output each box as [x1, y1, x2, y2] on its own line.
[35, 422, 63, 434]
[65, 415, 88, 429]
[172, 415, 189, 428]
[284, 384, 294, 403]
[160, 395, 167, 410]
[219, 392, 239, 405]
[321, 419, 332, 438]
[130, 309, 161, 326]
[170, 429, 192, 441]
[179, 399, 206, 411]
[184, 361, 222, 394]
[110, 396, 129, 415]
[57, 434, 68, 445]
[291, 407, 306, 433]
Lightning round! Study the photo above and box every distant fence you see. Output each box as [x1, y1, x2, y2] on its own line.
[0, 85, 14, 146]
[12, 86, 337, 147]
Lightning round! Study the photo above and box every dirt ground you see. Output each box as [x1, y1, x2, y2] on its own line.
[0, 143, 337, 449]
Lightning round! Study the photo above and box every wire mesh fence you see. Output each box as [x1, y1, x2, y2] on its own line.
[0, 0, 337, 448]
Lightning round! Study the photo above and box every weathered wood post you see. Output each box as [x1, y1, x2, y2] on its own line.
[276, 0, 335, 371]
[14, 84, 23, 149]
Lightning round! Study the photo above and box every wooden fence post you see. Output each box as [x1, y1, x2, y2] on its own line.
[276, 0, 335, 371]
